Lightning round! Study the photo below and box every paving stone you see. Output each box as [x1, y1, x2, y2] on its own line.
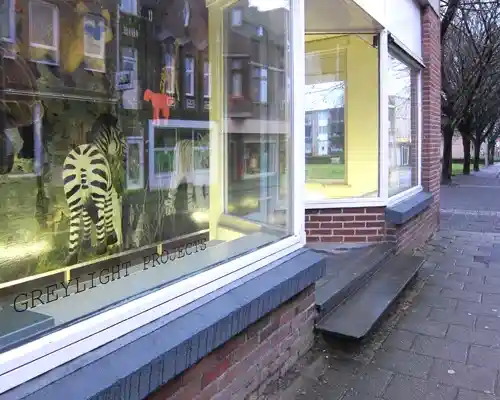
[345, 367, 393, 398]
[428, 308, 476, 327]
[412, 296, 457, 311]
[481, 293, 500, 305]
[456, 300, 500, 317]
[470, 267, 500, 279]
[370, 349, 433, 379]
[441, 289, 482, 303]
[382, 374, 458, 400]
[436, 264, 470, 276]
[397, 319, 449, 338]
[446, 324, 500, 347]
[456, 389, 498, 400]
[476, 316, 500, 332]
[382, 330, 418, 351]
[429, 359, 497, 393]
[411, 335, 469, 362]
[465, 283, 500, 294]
[467, 345, 500, 370]
[485, 275, 500, 285]
[427, 275, 465, 290]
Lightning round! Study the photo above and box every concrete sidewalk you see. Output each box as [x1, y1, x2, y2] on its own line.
[260, 164, 500, 400]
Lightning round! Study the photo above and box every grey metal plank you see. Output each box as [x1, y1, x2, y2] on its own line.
[317, 254, 424, 339]
[315, 243, 395, 315]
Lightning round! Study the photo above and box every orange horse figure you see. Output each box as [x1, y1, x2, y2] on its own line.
[144, 89, 174, 122]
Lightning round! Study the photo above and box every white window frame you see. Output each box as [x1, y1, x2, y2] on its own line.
[305, 30, 423, 210]
[231, 59, 243, 97]
[83, 14, 106, 72]
[1, 0, 15, 43]
[164, 52, 175, 94]
[253, 66, 268, 104]
[0, 0, 305, 392]
[203, 60, 211, 98]
[184, 56, 195, 97]
[120, 0, 137, 15]
[28, 0, 59, 66]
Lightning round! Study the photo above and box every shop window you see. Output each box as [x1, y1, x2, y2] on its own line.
[388, 52, 420, 197]
[304, 34, 379, 201]
[0, 0, 294, 383]
[83, 14, 106, 72]
[184, 56, 195, 96]
[0, 0, 14, 42]
[120, 0, 137, 14]
[203, 60, 210, 98]
[164, 52, 176, 94]
[29, 0, 59, 65]
[252, 66, 268, 104]
[231, 59, 243, 97]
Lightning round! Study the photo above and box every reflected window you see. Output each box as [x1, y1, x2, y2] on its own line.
[84, 15, 106, 72]
[0, 0, 14, 41]
[231, 8, 242, 26]
[120, 0, 137, 15]
[252, 66, 268, 103]
[231, 59, 243, 97]
[203, 61, 210, 98]
[164, 52, 175, 94]
[29, 0, 59, 64]
[184, 56, 195, 96]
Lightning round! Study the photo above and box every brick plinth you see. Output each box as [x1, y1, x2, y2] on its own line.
[305, 207, 386, 243]
[148, 285, 316, 400]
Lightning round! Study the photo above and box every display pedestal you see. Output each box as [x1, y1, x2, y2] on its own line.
[0, 306, 54, 351]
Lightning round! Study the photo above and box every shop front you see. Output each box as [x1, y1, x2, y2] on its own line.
[0, 0, 439, 398]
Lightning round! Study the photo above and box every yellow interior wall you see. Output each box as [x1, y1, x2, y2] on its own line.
[305, 35, 379, 200]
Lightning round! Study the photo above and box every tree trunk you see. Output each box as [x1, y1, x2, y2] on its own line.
[442, 124, 453, 184]
[489, 141, 495, 165]
[462, 134, 471, 175]
[473, 136, 482, 171]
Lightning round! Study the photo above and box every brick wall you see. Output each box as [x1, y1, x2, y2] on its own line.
[305, 207, 387, 243]
[148, 285, 316, 400]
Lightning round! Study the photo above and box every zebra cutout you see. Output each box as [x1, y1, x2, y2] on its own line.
[62, 113, 126, 266]
[164, 133, 209, 216]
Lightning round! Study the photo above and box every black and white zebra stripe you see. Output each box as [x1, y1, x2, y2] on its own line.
[62, 120, 126, 266]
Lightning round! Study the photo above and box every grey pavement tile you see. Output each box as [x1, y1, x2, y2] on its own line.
[456, 300, 500, 317]
[467, 345, 500, 370]
[476, 316, 500, 332]
[426, 275, 465, 290]
[382, 330, 418, 351]
[441, 289, 482, 303]
[471, 268, 500, 279]
[436, 264, 470, 276]
[485, 276, 500, 285]
[411, 335, 469, 362]
[456, 389, 498, 400]
[428, 308, 476, 328]
[447, 273, 485, 284]
[344, 367, 393, 398]
[446, 325, 500, 347]
[382, 374, 458, 400]
[397, 319, 449, 338]
[430, 359, 497, 393]
[481, 293, 500, 306]
[412, 296, 457, 311]
[370, 348, 433, 379]
[465, 283, 500, 295]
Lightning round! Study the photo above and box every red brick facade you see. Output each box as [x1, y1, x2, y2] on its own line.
[149, 285, 316, 400]
[305, 6, 441, 252]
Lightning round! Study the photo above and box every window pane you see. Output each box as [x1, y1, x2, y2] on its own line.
[0, 0, 293, 353]
[304, 34, 379, 200]
[30, 1, 54, 46]
[0, 0, 11, 39]
[388, 54, 419, 197]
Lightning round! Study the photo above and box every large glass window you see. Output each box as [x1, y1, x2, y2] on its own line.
[388, 52, 419, 197]
[0, 0, 14, 41]
[304, 34, 380, 201]
[0, 0, 292, 360]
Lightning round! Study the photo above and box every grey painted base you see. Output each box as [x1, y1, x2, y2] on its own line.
[0, 306, 54, 352]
